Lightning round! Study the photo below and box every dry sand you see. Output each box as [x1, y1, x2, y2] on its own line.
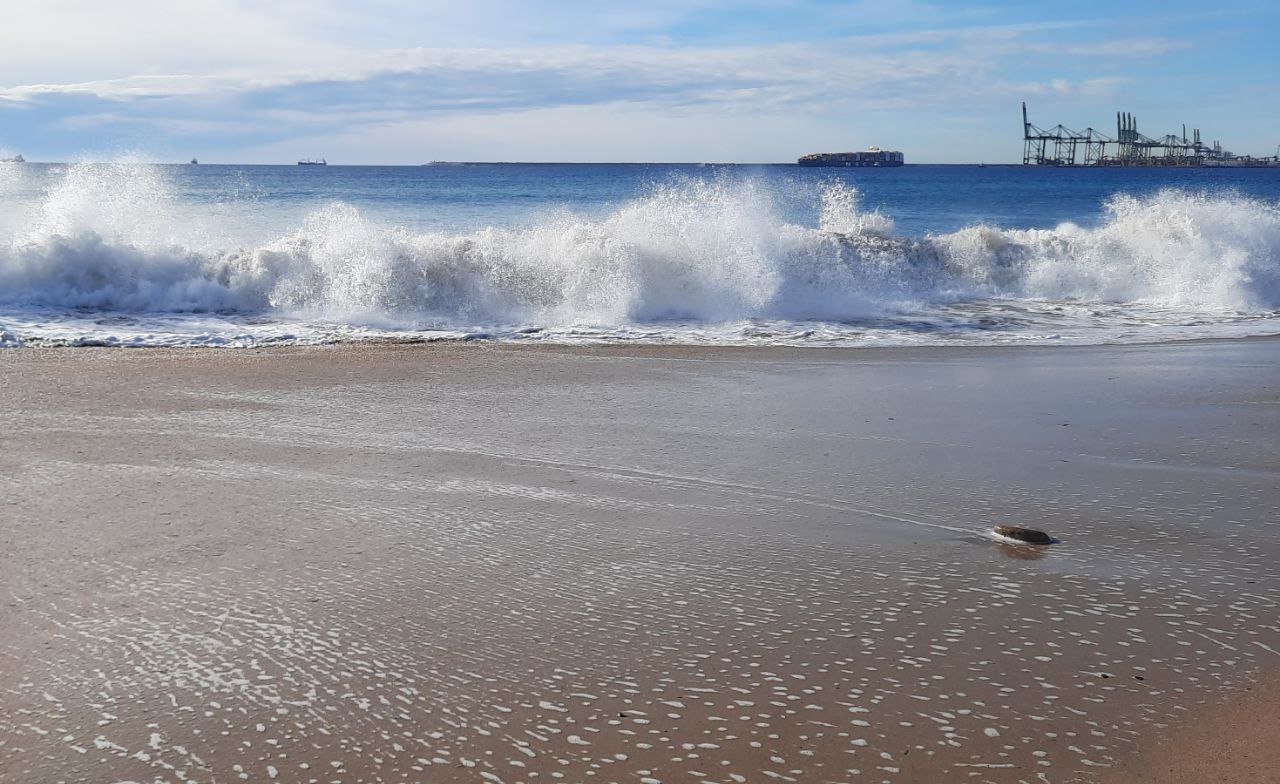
[1, 340, 1278, 784]
[1097, 675, 1280, 783]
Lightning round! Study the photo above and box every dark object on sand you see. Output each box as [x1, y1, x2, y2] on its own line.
[994, 525, 1053, 544]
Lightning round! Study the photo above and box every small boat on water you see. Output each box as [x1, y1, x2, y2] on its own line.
[298, 158, 327, 166]
[190, 158, 199, 165]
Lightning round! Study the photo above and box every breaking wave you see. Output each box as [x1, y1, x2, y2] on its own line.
[2, 162, 1279, 346]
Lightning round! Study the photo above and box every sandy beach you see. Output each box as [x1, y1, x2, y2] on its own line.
[2, 339, 1278, 784]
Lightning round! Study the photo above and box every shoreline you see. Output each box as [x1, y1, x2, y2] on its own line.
[3, 339, 1278, 783]
[6, 326, 1280, 349]
[4, 324, 1280, 354]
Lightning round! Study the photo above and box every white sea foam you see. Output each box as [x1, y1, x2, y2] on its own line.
[1, 163, 1279, 347]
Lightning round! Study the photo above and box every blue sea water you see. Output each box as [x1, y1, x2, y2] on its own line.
[1, 160, 1278, 347]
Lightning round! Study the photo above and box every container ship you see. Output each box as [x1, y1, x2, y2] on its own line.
[798, 146, 904, 167]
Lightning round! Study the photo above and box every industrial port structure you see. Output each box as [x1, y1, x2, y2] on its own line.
[1022, 103, 1280, 167]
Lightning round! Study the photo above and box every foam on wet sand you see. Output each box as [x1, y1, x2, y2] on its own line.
[1, 340, 1278, 783]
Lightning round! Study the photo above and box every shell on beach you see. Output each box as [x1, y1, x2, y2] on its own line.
[993, 525, 1054, 544]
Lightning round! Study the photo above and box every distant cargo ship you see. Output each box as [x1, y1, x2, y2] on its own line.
[298, 158, 327, 166]
[798, 146, 904, 167]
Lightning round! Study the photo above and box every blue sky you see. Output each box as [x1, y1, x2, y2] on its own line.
[1, 0, 1277, 163]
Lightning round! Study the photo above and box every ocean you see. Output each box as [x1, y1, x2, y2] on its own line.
[1, 160, 1278, 347]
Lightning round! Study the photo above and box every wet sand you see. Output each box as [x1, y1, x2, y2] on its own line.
[1, 339, 1278, 784]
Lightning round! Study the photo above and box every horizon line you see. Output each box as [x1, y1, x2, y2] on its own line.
[2, 160, 1030, 167]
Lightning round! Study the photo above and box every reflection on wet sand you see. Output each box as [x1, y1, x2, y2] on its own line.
[993, 541, 1050, 561]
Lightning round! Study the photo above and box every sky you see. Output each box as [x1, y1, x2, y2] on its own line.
[1, 0, 1277, 164]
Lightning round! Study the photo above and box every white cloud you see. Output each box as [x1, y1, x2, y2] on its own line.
[0, 31, 1153, 110]
[0, 1, 351, 84]
[1025, 37, 1187, 57]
